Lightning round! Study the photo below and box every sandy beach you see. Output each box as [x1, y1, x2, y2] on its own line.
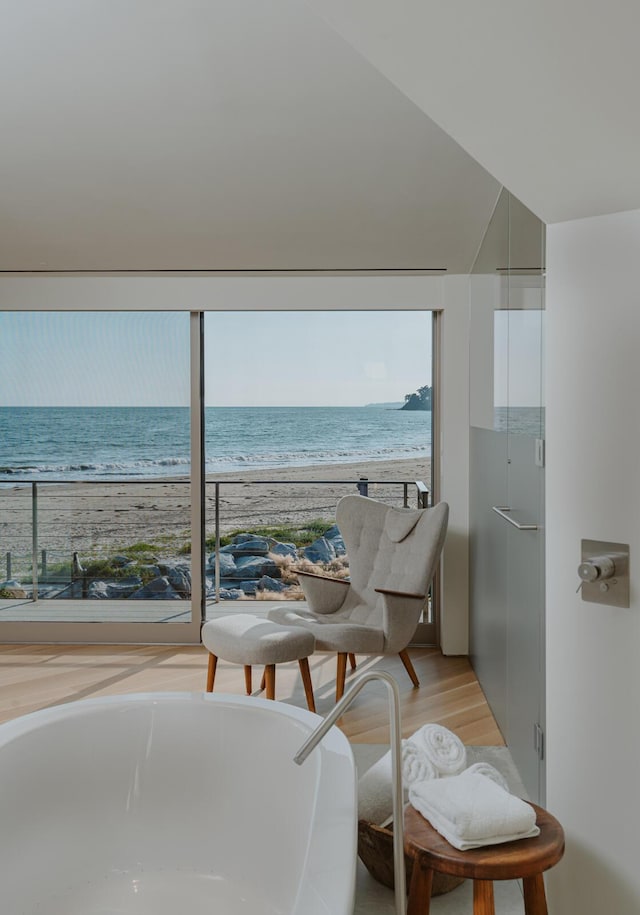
[1, 458, 431, 573]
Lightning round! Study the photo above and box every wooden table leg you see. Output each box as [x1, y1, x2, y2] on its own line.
[298, 657, 316, 713]
[523, 874, 548, 914]
[206, 653, 217, 692]
[244, 665, 252, 696]
[407, 861, 433, 915]
[473, 879, 495, 914]
[264, 664, 276, 700]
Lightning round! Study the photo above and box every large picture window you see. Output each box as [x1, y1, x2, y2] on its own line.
[0, 311, 192, 623]
[203, 311, 433, 605]
[0, 307, 436, 640]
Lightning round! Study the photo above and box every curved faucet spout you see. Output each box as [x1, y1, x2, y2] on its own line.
[294, 670, 407, 915]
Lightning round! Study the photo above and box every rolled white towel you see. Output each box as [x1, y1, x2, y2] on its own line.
[358, 742, 438, 825]
[409, 773, 540, 851]
[408, 723, 467, 777]
[461, 761, 509, 793]
[358, 750, 394, 825]
[401, 739, 438, 786]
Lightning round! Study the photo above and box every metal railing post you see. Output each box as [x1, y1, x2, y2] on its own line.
[6, 552, 11, 581]
[31, 482, 38, 601]
[41, 549, 47, 581]
[215, 482, 220, 603]
[416, 481, 429, 508]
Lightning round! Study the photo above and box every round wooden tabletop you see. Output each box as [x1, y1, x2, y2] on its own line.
[404, 802, 565, 881]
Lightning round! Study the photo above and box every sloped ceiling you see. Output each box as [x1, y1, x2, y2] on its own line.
[0, 0, 500, 272]
[305, 0, 640, 225]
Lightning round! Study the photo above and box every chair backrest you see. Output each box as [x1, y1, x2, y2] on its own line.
[335, 495, 449, 633]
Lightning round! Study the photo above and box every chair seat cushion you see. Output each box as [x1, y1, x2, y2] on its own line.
[202, 614, 315, 665]
[268, 606, 384, 654]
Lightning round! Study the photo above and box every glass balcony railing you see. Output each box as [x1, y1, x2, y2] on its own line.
[0, 480, 192, 615]
[0, 478, 429, 617]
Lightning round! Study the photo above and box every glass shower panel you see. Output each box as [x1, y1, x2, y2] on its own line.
[470, 188, 509, 433]
[503, 194, 546, 803]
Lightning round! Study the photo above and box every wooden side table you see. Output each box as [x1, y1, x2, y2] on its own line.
[404, 802, 564, 914]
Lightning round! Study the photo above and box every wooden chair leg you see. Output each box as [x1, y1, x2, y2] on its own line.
[298, 657, 316, 713]
[206, 653, 217, 692]
[473, 879, 495, 914]
[348, 653, 357, 670]
[407, 861, 433, 915]
[244, 665, 252, 696]
[336, 652, 348, 701]
[523, 874, 548, 915]
[399, 648, 420, 687]
[264, 664, 276, 700]
[260, 668, 266, 691]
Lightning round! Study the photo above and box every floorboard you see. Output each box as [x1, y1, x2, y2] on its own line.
[0, 644, 504, 745]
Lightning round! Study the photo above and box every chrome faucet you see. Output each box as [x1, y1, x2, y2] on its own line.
[294, 670, 407, 915]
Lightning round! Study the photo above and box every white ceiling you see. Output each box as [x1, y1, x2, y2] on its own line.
[305, 0, 640, 225]
[0, 0, 501, 272]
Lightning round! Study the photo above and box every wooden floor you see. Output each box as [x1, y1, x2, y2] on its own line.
[0, 644, 504, 745]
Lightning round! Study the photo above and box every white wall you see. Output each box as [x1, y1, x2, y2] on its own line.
[0, 272, 470, 653]
[546, 210, 640, 913]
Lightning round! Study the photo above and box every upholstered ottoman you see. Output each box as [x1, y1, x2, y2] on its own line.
[201, 614, 317, 712]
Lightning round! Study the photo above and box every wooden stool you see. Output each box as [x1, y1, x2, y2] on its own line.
[404, 802, 564, 914]
[201, 614, 317, 712]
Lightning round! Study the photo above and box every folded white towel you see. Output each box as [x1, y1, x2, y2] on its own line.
[408, 723, 467, 777]
[462, 761, 509, 793]
[409, 773, 540, 850]
[358, 741, 438, 825]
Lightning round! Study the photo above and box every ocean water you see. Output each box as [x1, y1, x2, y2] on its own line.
[0, 406, 432, 481]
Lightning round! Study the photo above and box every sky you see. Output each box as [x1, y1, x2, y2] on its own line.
[0, 310, 433, 407]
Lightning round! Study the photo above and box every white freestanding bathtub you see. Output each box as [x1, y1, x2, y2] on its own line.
[0, 692, 357, 915]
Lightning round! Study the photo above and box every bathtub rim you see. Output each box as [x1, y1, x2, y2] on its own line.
[0, 689, 342, 744]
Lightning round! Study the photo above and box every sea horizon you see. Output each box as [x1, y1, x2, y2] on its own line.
[0, 405, 432, 481]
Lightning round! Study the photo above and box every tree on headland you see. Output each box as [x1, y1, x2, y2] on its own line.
[401, 385, 432, 411]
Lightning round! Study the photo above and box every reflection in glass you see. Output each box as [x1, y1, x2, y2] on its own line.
[494, 309, 545, 436]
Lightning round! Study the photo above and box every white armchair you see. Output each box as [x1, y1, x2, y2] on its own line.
[268, 495, 449, 701]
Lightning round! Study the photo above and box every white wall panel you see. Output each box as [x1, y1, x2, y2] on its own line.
[546, 210, 640, 913]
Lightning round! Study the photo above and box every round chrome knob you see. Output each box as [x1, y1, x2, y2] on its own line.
[578, 556, 616, 583]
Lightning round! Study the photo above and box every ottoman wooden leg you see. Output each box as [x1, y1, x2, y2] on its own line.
[298, 657, 316, 713]
[264, 664, 276, 700]
[523, 874, 548, 914]
[206, 653, 217, 692]
[260, 668, 266, 691]
[473, 879, 495, 914]
[244, 665, 252, 696]
[407, 861, 433, 915]
[348, 653, 357, 670]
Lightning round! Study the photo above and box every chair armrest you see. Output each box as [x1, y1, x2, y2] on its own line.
[296, 569, 350, 614]
[298, 570, 349, 583]
[374, 587, 426, 600]
[375, 588, 427, 652]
